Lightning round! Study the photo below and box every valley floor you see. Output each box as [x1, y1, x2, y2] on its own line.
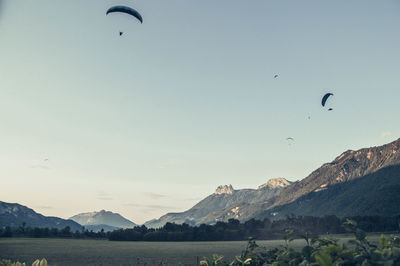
[0, 235, 381, 266]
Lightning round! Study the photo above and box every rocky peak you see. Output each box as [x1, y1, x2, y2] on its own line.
[215, 185, 234, 195]
[258, 178, 292, 190]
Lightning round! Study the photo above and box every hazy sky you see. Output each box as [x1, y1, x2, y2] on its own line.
[0, 0, 399, 224]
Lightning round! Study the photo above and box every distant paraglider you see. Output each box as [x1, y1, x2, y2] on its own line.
[321, 93, 333, 107]
[119, 31, 123, 36]
[286, 137, 294, 145]
[274, 74, 279, 79]
[321, 92, 334, 112]
[106, 6, 143, 24]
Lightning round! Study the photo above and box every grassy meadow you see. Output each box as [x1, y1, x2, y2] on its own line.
[0, 235, 374, 266]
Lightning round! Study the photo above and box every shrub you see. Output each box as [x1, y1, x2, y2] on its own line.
[202, 219, 400, 265]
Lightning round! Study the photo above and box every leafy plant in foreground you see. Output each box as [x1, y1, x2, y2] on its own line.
[201, 220, 400, 265]
[0, 259, 51, 266]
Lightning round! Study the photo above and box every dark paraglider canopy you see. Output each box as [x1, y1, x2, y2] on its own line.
[321, 93, 333, 107]
[106, 6, 143, 24]
[286, 137, 294, 141]
[328, 108, 333, 111]
[274, 74, 279, 78]
[119, 31, 123, 36]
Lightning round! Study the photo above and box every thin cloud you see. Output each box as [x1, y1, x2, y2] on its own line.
[184, 197, 203, 202]
[96, 190, 113, 201]
[381, 132, 392, 137]
[97, 196, 113, 201]
[35, 206, 53, 210]
[157, 161, 179, 169]
[123, 203, 175, 210]
[144, 192, 167, 200]
[30, 165, 50, 170]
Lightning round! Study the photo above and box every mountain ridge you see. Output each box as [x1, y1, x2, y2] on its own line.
[259, 164, 400, 219]
[144, 178, 292, 228]
[0, 201, 82, 231]
[206, 138, 400, 222]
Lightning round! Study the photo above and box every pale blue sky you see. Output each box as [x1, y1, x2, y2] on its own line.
[0, 0, 399, 224]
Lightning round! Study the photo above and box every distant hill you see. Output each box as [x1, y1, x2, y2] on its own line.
[144, 178, 292, 228]
[0, 201, 82, 231]
[70, 210, 136, 230]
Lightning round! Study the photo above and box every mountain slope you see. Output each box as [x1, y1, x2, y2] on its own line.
[144, 178, 291, 228]
[259, 164, 400, 219]
[70, 210, 136, 229]
[271, 138, 400, 209]
[0, 201, 82, 231]
[208, 138, 400, 222]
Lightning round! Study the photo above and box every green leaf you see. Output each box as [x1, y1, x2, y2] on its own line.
[314, 252, 333, 266]
[235, 256, 244, 263]
[39, 259, 48, 266]
[199, 260, 209, 266]
[379, 234, 389, 249]
[243, 258, 252, 265]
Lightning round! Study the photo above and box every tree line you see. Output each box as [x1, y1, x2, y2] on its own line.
[1, 215, 399, 241]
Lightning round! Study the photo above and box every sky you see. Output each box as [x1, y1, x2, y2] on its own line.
[0, 0, 399, 224]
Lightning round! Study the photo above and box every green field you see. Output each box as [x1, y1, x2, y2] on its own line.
[0, 235, 378, 266]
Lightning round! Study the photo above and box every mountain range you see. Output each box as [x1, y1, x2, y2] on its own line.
[144, 178, 292, 228]
[0, 201, 82, 231]
[2, 138, 400, 230]
[144, 138, 400, 227]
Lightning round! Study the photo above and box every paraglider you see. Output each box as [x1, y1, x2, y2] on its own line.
[321, 93, 333, 107]
[328, 108, 333, 111]
[106, 5, 143, 23]
[274, 74, 279, 79]
[286, 137, 294, 146]
[119, 31, 123, 36]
